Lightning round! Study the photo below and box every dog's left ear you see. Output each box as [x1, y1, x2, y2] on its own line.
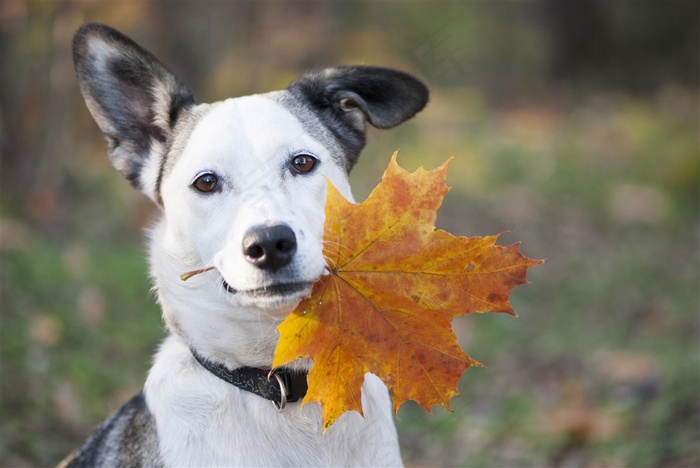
[72, 23, 194, 199]
[288, 66, 429, 170]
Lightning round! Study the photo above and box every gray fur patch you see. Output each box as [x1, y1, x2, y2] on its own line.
[63, 392, 162, 467]
[267, 91, 354, 173]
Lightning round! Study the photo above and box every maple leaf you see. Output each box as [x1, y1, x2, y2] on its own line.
[273, 153, 543, 430]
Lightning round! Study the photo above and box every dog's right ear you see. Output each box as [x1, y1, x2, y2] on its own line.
[72, 23, 194, 196]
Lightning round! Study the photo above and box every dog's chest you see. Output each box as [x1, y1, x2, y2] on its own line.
[144, 336, 402, 466]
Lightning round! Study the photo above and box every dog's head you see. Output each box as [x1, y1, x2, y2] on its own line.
[73, 24, 428, 358]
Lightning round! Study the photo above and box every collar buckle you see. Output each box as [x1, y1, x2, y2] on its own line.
[267, 370, 287, 411]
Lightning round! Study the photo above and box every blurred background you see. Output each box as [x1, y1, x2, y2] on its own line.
[1, 1, 698, 466]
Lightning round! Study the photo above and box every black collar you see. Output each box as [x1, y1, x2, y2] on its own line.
[190, 348, 308, 410]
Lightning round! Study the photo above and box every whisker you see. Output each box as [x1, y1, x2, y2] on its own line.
[322, 255, 338, 271]
[322, 239, 353, 252]
[322, 240, 354, 264]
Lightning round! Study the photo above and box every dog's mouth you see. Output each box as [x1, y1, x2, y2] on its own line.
[222, 279, 311, 298]
[180, 266, 313, 300]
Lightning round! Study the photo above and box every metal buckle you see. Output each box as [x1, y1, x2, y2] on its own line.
[267, 370, 287, 412]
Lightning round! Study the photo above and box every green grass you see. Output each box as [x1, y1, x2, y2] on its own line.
[1, 241, 163, 464]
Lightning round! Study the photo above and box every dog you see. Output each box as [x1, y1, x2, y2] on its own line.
[64, 23, 428, 467]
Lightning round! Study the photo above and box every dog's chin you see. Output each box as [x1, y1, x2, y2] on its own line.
[223, 279, 313, 311]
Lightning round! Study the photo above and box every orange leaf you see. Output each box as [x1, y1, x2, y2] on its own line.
[273, 153, 543, 430]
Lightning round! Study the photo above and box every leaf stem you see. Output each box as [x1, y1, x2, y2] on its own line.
[180, 265, 216, 281]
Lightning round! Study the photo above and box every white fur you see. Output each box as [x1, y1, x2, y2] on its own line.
[145, 336, 401, 466]
[146, 95, 403, 465]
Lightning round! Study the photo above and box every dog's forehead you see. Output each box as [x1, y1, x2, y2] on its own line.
[167, 92, 345, 174]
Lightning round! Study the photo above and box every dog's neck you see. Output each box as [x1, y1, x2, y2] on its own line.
[190, 348, 308, 407]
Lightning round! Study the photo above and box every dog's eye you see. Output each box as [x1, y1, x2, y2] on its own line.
[192, 173, 219, 193]
[290, 154, 318, 175]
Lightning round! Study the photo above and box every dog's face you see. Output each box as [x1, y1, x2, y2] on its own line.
[72, 24, 428, 349]
[162, 95, 354, 312]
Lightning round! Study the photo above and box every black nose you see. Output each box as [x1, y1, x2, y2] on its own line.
[242, 224, 297, 271]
